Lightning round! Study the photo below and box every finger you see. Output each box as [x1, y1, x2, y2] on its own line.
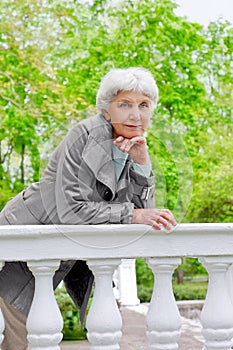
[148, 219, 161, 230]
[113, 136, 124, 143]
[119, 138, 130, 152]
[114, 136, 147, 153]
[113, 138, 128, 152]
[159, 209, 177, 226]
[124, 138, 146, 152]
[124, 140, 135, 152]
[129, 136, 147, 145]
[119, 139, 137, 152]
[156, 216, 171, 230]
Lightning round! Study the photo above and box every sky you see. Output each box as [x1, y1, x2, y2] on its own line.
[175, 0, 233, 26]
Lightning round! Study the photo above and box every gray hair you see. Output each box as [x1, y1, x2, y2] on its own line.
[96, 67, 159, 112]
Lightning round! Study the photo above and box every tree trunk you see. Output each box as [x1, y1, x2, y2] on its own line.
[20, 143, 25, 184]
[177, 269, 184, 284]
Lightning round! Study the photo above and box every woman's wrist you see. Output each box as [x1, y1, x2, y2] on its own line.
[130, 152, 150, 165]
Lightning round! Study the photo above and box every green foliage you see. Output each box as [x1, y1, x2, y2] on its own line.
[147, 124, 193, 222]
[175, 258, 207, 277]
[55, 284, 88, 341]
[136, 258, 154, 303]
[136, 258, 154, 287]
[136, 258, 208, 302]
[137, 284, 153, 303]
[0, 182, 15, 211]
[184, 125, 233, 223]
[173, 282, 207, 301]
[137, 281, 208, 303]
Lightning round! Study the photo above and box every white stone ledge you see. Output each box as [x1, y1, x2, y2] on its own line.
[0, 223, 233, 261]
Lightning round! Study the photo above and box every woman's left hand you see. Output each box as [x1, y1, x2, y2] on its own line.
[113, 136, 150, 165]
[132, 208, 177, 230]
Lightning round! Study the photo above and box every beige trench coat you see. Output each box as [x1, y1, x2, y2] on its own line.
[0, 113, 155, 324]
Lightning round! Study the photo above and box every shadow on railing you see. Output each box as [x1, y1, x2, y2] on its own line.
[0, 223, 233, 350]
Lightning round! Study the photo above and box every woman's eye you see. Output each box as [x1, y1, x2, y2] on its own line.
[119, 102, 130, 108]
[139, 103, 149, 109]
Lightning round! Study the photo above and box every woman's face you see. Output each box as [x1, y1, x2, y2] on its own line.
[103, 90, 152, 139]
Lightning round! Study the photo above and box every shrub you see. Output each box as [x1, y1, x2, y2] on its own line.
[174, 257, 208, 278]
[55, 283, 88, 340]
[173, 282, 207, 300]
[136, 258, 208, 303]
[136, 258, 154, 288]
[137, 281, 207, 303]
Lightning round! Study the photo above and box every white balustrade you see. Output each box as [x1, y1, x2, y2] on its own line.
[0, 223, 232, 350]
[114, 258, 140, 306]
[146, 257, 182, 350]
[26, 260, 63, 350]
[86, 259, 122, 350]
[199, 257, 233, 350]
[0, 262, 5, 348]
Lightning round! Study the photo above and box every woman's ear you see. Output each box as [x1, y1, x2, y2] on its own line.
[102, 109, 110, 121]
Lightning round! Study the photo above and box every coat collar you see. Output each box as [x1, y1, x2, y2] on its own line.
[82, 114, 117, 195]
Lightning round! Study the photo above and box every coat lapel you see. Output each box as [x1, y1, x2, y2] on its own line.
[81, 115, 116, 195]
[116, 159, 131, 192]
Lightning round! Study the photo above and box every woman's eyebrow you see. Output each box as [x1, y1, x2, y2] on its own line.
[116, 98, 132, 102]
[116, 98, 150, 103]
[140, 99, 150, 103]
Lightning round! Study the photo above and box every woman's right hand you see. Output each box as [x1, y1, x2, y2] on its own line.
[132, 208, 177, 230]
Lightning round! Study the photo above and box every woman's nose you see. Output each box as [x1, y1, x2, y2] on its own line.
[129, 105, 140, 119]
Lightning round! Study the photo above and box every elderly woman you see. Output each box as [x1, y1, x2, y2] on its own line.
[0, 67, 176, 349]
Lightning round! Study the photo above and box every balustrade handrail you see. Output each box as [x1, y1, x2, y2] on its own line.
[0, 223, 233, 261]
[0, 222, 233, 350]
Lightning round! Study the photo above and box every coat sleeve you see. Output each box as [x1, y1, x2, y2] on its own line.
[55, 128, 134, 224]
[129, 166, 155, 209]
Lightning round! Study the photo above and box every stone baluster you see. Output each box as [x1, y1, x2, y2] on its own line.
[26, 260, 63, 350]
[146, 257, 182, 350]
[0, 262, 5, 348]
[199, 257, 233, 350]
[116, 258, 140, 306]
[86, 259, 122, 350]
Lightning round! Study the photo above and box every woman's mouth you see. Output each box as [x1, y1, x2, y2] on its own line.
[125, 124, 141, 128]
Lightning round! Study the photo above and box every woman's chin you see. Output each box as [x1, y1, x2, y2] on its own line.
[113, 130, 144, 139]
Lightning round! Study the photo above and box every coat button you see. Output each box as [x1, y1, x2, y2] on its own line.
[103, 189, 112, 201]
